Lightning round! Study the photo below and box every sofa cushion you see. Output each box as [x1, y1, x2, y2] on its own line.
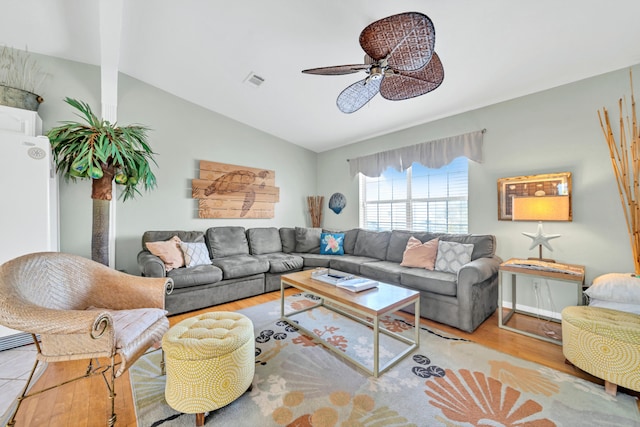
[435, 240, 474, 274]
[206, 226, 249, 258]
[360, 261, 403, 285]
[400, 269, 457, 297]
[253, 253, 303, 273]
[353, 230, 391, 260]
[320, 233, 344, 255]
[179, 241, 212, 268]
[211, 254, 269, 279]
[167, 264, 223, 289]
[439, 234, 495, 260]
[400, 237, 439, 270]
[279, 227, 296, 253]
[247, 227, 283, 255]
[297, 253, 334, 268]
[295, 227, 322, 253]
[145, 235, 184, 271]
[343, 229, 360, 254]
[329, 255, 381, 276]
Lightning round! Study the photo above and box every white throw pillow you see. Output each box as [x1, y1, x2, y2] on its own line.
[584, 273, 640, 304]
[180, 242, 211, 268]
[435, 240, 474, 274]
[588, 298, 640, 315]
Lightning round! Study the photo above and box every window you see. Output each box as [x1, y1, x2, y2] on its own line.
[359, 157, 468, 232]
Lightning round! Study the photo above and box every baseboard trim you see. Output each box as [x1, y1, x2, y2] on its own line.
[502, 302, 562, 321]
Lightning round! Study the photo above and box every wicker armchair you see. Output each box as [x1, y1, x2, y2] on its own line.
[0, 252, 173, 426]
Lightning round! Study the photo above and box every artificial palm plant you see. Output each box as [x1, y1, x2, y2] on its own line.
[48, 97, 158, 265]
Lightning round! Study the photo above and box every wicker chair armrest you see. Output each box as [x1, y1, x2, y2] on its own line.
[0, 297, 114, 338]
[87, 267, 173, 311]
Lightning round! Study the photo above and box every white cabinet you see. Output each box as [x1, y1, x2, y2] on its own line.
[0, 104, 43, 136]
[0, 107, 57, 350]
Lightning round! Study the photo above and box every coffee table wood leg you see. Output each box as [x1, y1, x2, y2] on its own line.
[196, 412, 205, 426]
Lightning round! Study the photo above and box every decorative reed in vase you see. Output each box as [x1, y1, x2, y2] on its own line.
[598, 70, 640, 274]
[307, 195, 324, 228]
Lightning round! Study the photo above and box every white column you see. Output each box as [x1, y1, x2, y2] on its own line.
[99, 0, 124, 268]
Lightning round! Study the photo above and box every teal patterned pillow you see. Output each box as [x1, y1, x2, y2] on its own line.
[320, 233, 345, 255]
[180, 242, 211, 268]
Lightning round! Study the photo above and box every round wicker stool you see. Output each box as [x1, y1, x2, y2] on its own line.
[162, 312, 255, 426]
[562, 306, 640, 395]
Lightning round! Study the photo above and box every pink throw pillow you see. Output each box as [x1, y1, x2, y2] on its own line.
[146, 235, 185, 271]
[400, 237, 439, 270]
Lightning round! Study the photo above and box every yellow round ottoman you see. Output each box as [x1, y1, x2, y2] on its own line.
[562, 306, 640, 395]
[162, 312, 255, 426]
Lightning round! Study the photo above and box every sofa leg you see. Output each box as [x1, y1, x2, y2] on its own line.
[196, 412, 205, 426]
[605, 380, 617, 396]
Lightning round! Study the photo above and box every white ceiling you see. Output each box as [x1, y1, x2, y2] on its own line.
[2, 1, 640, 153]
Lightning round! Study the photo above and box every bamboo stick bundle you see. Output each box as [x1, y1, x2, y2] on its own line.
[307, 195, 324, 228]
[598, 70, 640, 274]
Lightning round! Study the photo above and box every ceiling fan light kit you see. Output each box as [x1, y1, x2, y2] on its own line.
[302, 12, 444, 113]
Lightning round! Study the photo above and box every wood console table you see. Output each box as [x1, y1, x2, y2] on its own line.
[498, 259, 585, 344]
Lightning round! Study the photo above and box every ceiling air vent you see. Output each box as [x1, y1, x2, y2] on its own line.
[244, 72, 265, 87]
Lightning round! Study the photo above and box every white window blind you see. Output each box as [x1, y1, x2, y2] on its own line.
[359, 157, 468, 232]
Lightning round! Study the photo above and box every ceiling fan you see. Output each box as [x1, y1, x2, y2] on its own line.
[302, 12, 444, 114]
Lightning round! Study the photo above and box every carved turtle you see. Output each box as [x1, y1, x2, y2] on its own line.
[205, 170, 269, 217]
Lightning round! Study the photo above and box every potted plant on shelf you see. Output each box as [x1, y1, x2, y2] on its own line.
[47, 97, 158, 266]
[0, 45, 45, 111]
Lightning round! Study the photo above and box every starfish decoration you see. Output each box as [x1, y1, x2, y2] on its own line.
[522, 222, 561, 252]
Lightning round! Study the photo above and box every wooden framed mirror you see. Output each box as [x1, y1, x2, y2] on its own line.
[497, 172, 572, 221]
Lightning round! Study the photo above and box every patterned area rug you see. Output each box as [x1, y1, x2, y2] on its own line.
[130, 293, 640, 426]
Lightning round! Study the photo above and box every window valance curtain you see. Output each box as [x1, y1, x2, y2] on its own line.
[348, 129, 485, 178]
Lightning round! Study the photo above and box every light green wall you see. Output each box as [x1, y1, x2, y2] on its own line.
[33, 52, 640, 286]
[318, 64, 640, 285]
[34, 55, 317, 275]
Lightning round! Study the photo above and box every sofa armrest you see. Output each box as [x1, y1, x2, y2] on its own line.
[455, 255, 502, 332]
[137, 250, 166, 277]
[457, 255, 501, 287]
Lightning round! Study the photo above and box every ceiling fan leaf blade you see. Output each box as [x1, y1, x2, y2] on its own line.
[336, 78, 382, 113]
[380, 53, 444, 100]
[359, 12, 435, 71]
[302, 64, 370, 75]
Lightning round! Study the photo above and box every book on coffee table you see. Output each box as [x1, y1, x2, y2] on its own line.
[336, 277, 378, 293]
[311, 268, 354, 285]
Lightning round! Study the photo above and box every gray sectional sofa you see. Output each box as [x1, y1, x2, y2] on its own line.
[137, 226, 501, 332]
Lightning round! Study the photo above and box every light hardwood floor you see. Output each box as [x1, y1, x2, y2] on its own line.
[5, 288, 639, 426]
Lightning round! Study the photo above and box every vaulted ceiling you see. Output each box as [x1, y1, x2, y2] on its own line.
[2, 1, 640, 152]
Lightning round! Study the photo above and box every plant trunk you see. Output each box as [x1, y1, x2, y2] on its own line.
[92, 199, 110, 266]
[91, 166, 115, 266]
